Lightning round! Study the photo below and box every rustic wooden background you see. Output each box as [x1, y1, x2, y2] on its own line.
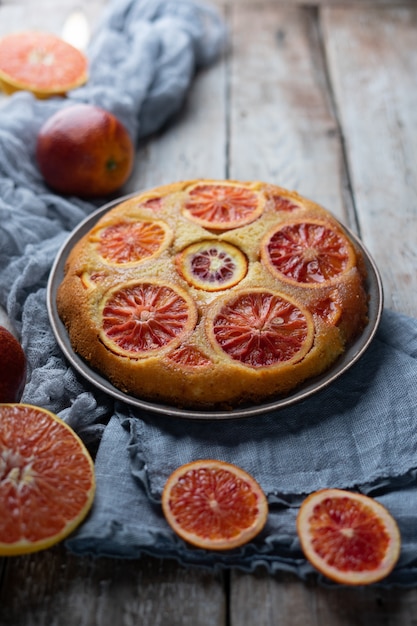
[0, 0, 416, 624]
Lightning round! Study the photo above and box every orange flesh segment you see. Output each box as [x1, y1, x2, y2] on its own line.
[167, 345, 212, 367]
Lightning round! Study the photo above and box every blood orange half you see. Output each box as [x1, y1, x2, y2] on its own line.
[297, 489, 401, 585]
[0, 403, 95, 555]
[99, 280, 198, 358]
[162, 460, 268, 550]
[176, 240, 248, 291]
[262, 219, 356, 286]
[90, 219, 172, 265]
[208, 289, 314, 368]
[0, 31, 88, 98]
[182, 182, 264, 231]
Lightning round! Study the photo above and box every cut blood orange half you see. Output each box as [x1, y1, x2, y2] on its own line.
[0, 403, 95, 555]
[176, 240, 248, 291]
[99, 281, 198, 358]
[0, 31, 88, 98]
[162, 460, 268, 550]
[90, 219, 172, 265]
[297, 489, 401, 585]
[208, 289, 314, 368]
[183, 182, 264, 231]
[313, 292, 342, 326]
[262, 220, 356, 286]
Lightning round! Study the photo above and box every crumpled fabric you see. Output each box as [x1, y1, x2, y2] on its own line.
[1, 0, 417, 586]
[66, 309, 417, 586]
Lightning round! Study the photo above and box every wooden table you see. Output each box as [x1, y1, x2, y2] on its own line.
[1, 0, 416, 623]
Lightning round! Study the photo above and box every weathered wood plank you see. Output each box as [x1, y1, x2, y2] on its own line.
[227, 2, 354, 227]
[229, 0, 412, 6]
[0, 547, 226, 626]
[322, 5, 417, 316]
[231, 570, 417, 626]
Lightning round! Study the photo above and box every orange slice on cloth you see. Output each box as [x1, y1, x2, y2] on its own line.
[162, 460, 268, 550]
[296, 489, 401, 585]
[90, 219, 172, 265]
[0, 31, 88, 98]
[182, 182, 264, 231]
[99, 280, 198, 358]
[0, 403, 95, 555]
[176, 240, 248, 291]
[262, 219, 356, 286]
[208, 289, 314, 368]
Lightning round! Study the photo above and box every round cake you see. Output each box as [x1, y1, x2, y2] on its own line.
[57, 179, 369, 409]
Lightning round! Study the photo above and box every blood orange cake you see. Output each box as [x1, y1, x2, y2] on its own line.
[56, 179, 369, 409]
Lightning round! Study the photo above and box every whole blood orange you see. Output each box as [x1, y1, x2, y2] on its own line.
[296, 489, 401, 585]
[36, 103, 134, 198]
[162, 460, 268, 550]
[0, 403, 95, 555]
[0, 326, 27, 403]
[0, 31, 87, 98]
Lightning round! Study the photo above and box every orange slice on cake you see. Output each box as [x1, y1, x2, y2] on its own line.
[182, 181, 264, 231]
[0, 403, 95, 555]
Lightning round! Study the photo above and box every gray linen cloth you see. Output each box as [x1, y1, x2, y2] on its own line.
[1, 0, 417, 586]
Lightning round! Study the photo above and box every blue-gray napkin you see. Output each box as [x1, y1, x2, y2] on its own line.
[1, 0, 417, 586]
[66, 308, 417, 585]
